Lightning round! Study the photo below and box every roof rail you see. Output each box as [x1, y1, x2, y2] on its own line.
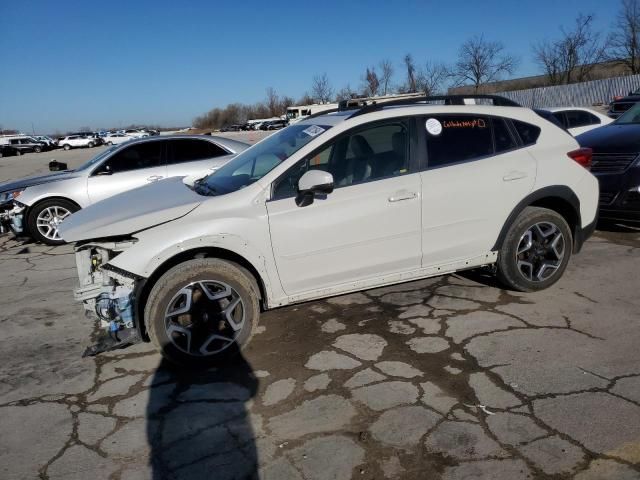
[345, 94, 522, 118]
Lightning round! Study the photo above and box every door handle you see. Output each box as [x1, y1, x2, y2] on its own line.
[147, 175, 164, 182]
[503, 171, 527, 181]
[388, 191, 418, 202]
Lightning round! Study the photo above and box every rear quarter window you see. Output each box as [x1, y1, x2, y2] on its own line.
[512, 120, 541, 146]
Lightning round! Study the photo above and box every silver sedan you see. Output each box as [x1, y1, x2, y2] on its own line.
[0, 135, 250, 244]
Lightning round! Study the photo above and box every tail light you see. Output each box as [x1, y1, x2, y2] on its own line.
[568, 147, 592, 169]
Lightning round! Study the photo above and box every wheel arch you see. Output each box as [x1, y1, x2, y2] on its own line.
[25, 196, 82, 232]
[134, 246, 267, 341]
[493, 185, 582, 253]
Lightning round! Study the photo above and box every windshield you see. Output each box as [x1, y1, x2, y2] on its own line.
[615, 103, 640, 124]
[195, 123, 331, 196]
[75, 145, 118, 170]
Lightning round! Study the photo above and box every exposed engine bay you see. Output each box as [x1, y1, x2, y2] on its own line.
[73, 239, 142, 356]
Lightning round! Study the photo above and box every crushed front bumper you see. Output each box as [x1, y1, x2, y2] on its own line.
[0, 202, 25, 235]
[73, 240, 144, 355]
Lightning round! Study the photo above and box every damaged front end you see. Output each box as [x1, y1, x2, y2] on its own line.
[73, 239, 143, 356]
[0, 202, 25, 235]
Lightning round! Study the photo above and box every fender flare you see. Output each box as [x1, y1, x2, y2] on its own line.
[492, 185, 582, 251]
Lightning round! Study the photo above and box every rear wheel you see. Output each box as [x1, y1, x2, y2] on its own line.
[497, 207, 572, 292]
[88, 141, 95, 148]
[27, 198, 79, 245]
[145, 258, 260, 368]
[107, 141, 113, 146]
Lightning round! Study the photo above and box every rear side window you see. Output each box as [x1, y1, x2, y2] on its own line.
[425, 115, 493, 168]
[564, 110, 600, 128]
[493, 118, 517, 152]
[512, 120, 541, 146]
[169, 139, 228, 164]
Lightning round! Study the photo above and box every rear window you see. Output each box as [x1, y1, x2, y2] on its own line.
[512, 120, 541, 146]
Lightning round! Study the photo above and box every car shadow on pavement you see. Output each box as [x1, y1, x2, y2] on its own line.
[146, 355, 259, 479]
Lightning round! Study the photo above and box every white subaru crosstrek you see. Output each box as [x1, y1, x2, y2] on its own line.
[61, 96, 599, 367]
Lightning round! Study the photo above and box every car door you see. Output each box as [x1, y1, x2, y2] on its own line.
[419, 114, 536, 266]
[266, 118, 423, 295]
[86, 140, 168, 204]
[166, 138, 234, 179]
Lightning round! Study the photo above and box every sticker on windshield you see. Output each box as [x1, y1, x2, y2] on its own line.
[302, 125, 325, 137]
[426, 118, 442, 136]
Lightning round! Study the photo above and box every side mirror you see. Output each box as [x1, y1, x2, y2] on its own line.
[97, 165, 113, 176]
[49, 159, 68, 171]
[296, 170, 334, 207]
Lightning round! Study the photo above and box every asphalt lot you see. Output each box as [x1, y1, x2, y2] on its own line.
[0, 134, 639, 480]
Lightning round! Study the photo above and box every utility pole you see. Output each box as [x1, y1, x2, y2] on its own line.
[31, 122, 35, 135]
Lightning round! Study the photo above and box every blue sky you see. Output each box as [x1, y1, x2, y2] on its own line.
[0, 0, 618, 133]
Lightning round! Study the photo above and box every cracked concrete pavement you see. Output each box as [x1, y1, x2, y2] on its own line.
[0, 228, 639, 480]
[1, 146, 639, 479]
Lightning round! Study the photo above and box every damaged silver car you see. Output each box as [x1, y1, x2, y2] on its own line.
[0, 135, 248, 244]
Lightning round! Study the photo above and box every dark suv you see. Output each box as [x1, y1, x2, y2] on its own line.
[8, 138, 48, 154]
[577, 103, 640, 225]
[607, 87, 640, 118]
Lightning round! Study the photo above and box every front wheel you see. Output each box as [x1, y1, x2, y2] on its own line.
[15, 149, 22, 156]
[63, 144, 71, 151]
[27, 198, 79, 245]
[88, 142, 95, 148]
[34, 146, 42, 153]
[107, 141, 113, 146]
[145, 258, 260, 368]
[496, 206, 572, 292]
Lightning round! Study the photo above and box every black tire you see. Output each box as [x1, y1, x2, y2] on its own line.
[15, 149, 22, 156]
[107, 141, 113, 146]
[88, 141, 95, 148]
[34, 146, 42, 153]
[496, 206, 572, 292]
[145, 258, 260, 368]
[26, 198, 79, 245]
[63, 144, 71, 151]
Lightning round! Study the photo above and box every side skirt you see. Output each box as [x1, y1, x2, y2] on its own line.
[270, 251, 498, 308]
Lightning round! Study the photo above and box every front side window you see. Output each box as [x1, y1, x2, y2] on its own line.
[169, 139, 228, 164]
[195, 123, 332, 196]
[96, 141, 164, 174]
[272, 120, 410, 200]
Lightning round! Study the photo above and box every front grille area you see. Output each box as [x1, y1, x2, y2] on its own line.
[591, 153, 638, 173]
[599, 191, 618, 205]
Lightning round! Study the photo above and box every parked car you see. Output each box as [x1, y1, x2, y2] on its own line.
[57, 135, 96, 150]
[0, 135, 249, 245]
[577, 102, 640, 225]
[32, 135, 58, 148]
[0, 144, 19, 158]
[220, 125, 242, 132]
[548, 107, 613, 136]
[59, 95, 599, 366]
[264, 119, 288, 130]
[103, 133, 132, 145]
[124, 129, 150, 138]
[608, 88, 640, 118]
[6, 137, 48, 154]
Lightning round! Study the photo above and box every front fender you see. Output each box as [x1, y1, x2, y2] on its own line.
[108, 233, 280, 306]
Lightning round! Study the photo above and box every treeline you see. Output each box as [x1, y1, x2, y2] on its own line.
[194, 0, 640, 130]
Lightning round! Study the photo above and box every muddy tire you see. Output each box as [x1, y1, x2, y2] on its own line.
[145, 258, 260, 368]
[497, 206, 572, 292]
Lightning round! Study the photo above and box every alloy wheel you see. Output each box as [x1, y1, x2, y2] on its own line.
[36, 206, 72, 241]
[515, 221, 565, 282]
[164, 280, 245, 357]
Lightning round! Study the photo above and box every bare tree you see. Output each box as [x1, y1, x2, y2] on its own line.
[609, 0, 640, 74]
[403, 54, 418, 93]
[279, 95, 295, 114]
[265, 87, 280, 117]
[417, 62, 449, 95]
[335, 84, 355, 102]
[452, 35, 518, 91]
[533, 14, 607, 85]
[297, 92, 316, 105]
[379, 59, 394, 95]
[311, 73, 333, 103]
[363, 67, 380, 96]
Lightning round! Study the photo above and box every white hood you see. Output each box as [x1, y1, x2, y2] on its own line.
[60, 177, 203, 242]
